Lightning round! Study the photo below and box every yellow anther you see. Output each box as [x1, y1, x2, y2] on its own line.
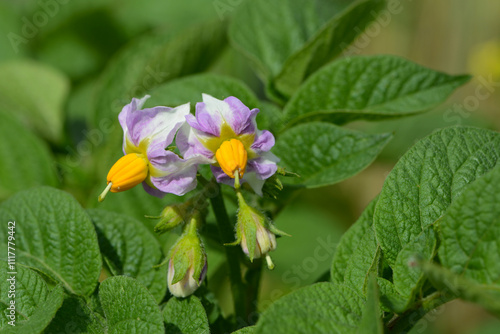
[215, 139, 247, 179]
[98, 153, 149, 202]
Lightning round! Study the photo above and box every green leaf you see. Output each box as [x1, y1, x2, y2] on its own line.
[331, 197, 378, 284]
[93, 20, 227, 128]
[44, 295, 106, 334]
[88, 209, 168, 303]
[438, 164, 500, 284]
[145, 73, 260, 112]
[374, 126, 500, 267]
[0, 262, 52, 329]
[356, 275, 383, 334]
[163, 295, 210, 334]
[0, 114, 58, 200]
[420, 262, 500, 317]
[0, 270, 64, 334]
[376, 278, 409, 313]
[274, 122, 392, 188]
[0, 60, 69, 142]
[255, 283, 364, 334]
[343, 228, 381, 296]
[0, 187, 102, 296]
[99, 276, 164, 334]
[232, 327, 256, 334]
[392, 227, 438, 303]
[284, 55, 471, 126]
[274, 0, 386, 99]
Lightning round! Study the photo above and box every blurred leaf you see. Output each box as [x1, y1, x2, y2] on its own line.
[92, 20, 227, 129]
[0, 114, 58, 200]
[0, 2, 26, 60]
[438, 164, 500, 284]
[356, 275, 383, 334]
[376, 277, 409, 313]
[274, 122, 392, 188]
[256, 101, 287, 136]
[88, 209, 168, 303]
[373, 127, 500, 267]
[420, 262, 500, 318]
[0, 285, 64, 334]
[163, 295, 210, 334]
[145, 73, 260, 110]
[284, 55, 471, 126]
[44, 295, 106, 334]
[0, 60, 69, 142]
[255, 283, 364, 334]
[0, 187, 101, 296]
[99, 276, 164, 334]
[274, 0, 386, 99]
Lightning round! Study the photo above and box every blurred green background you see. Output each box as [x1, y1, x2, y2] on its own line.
[1, 0, 499, 332]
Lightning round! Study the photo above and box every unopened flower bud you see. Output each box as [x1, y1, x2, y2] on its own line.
[154, 205, 185, 234]
[229, 192, 288, 269]
[167, 218, 207, 297]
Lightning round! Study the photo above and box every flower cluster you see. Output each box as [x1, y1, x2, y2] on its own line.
[99, 94, 285, 297]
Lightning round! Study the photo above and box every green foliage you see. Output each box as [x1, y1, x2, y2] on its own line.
[0, 187, 101, 296]
[88, 209, 168, 302]
[0, 114, 58, 200]
[99, 276, 164, 334]
[254, 283, 364, 334]
[356, 276, 383, 334]
[274, 122, 392, 188]
[438, 164, 500, 284]
[284, 55, 471, 125]
[374, 127, 500, 267]
[0, 60, 69, 142]
[229, 0, 384, 101]
[163, 295, 210, 334]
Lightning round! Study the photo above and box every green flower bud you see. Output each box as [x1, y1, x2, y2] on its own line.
[229, 192, 288, 269]
[167, 218, 207, 298]
[154, 205, 185, 234]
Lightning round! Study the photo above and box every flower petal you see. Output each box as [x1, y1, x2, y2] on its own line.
[247, 151, 279, 180]
[251, 130, 275, 152]
[177, 123, 215, 160]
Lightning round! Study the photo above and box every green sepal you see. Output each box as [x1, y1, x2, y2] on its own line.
[154, 205, 185, 235]
[277, 167, 300, 178]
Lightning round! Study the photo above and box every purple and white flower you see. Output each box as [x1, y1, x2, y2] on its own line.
[177, 94, 279, 195]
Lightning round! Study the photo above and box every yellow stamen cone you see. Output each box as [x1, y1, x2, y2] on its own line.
[215, 139, 247, 179]
[98, 153, 149, 202]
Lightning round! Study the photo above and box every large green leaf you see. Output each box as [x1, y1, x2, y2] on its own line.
[88, 209, 168, 302]
[163, 295, 210, 334]
[145, 73, 260, 110]
[92, 20, 227, 128]
[0, 187, 102, 296]
[438, 164, 500, 284]
[274, 0, 386, 99]
[284, 55, 470, 125]
[99, 276, 164, 334]
[373, 127, 500, 267]
[255, 283, 364, 334]
[274, 122, 392, 188]
[0, 262, 64, 332]
[0, 114, 58, 200]
[0, 60, 69, 142]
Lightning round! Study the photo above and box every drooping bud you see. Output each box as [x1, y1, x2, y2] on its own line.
[228, 191, 288, 269]
[98, 153, 149, 202]
[215, 139, 247, 179]
[167, 217, 207, 298]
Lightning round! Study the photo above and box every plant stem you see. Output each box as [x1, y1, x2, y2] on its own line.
[209, 182, 246, 324]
